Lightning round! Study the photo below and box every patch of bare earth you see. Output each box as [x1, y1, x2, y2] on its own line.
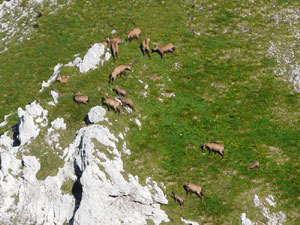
[262, 144, 290, 165]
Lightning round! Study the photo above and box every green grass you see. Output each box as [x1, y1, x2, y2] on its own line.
[1, 0, 300, 224]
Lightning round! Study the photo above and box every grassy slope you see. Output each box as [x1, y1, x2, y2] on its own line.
[0, 0, 300, 224]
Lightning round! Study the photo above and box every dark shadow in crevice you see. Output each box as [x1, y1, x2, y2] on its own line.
[84, 115, 92, 125]
[68, 162, 83, 225]
[12, 122, 21, 147]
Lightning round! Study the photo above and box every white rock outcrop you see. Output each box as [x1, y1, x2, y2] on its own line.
[40, 63, 62, 92]
[48, 90, 59, 105]
[241, 194, 286, 225]
[63, 125, 169, 225]
[0, 113, 11, 128]
[46, 118, 66, 149]
[0, 144, 75, 225]
[0, 0, 72, 52]
[77, 43, 111, 73]
[87, 106, 107, 124]
[17, 101, 48, 146]
[241, 213, 255, 225]
[0, 101, 169, 225]
[135, 118, 142, 129]
[65, 43, 111, 74]
[181, 217, 200, 225]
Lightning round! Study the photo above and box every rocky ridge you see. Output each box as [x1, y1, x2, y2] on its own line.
[0, 34, 169, 225]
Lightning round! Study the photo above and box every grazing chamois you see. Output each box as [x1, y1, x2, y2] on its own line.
[111, 41, 119, 61]
[201, 142, 225, 159]
[102, 93, 121, 113]
[57, 75, 69, 83]
[141, 38, 151, 59]
[106, 36, 123, 44]
[100, 41, 108, 49]
[114, 86, 127, 97]
[127, 28, 141, 41]
[152, 43, 175, 59]
[183, 182, 203, 201]
[109, 65, 132, 85]
[118, 96, 135, 111]
[247, 161, 260, 171]
[74, 92, 89, 105]
[172, 191, 184, 207]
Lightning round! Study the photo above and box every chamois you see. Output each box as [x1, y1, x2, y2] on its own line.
[102, 93, 120, 113]
[247, 161, 260, 171]
[114, 86, 127, 97]
[111, 41, 119, 61]
[183, 182, 203, 201]
[90, 42, 108, 49]
[141, 38, 151, 59]
[152, 43, 176, 59]
[57, 75, 69, 83]
[118, 96, 135, 111]
[127, 28, 141, 41]
[109, 65, 132, 85]
[172, 191, 184, 207]
[106, 36, 123, 44]
[100, 41, 108, 49]
[201, 142, 224, 159]
[73, 92, 89, 105]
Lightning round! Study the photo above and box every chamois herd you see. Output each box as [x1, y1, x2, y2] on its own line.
[67, 27, 177, 113]
[60, 28, 260, 208]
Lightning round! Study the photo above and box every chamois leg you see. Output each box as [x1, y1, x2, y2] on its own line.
[140, 44, 144, 56]
[185, 190, 189, 197]
[179, 200, 184, 207]
[218, 152, 224, 159]
[196, 192, 203, 201]
[146, 50, 151, 59]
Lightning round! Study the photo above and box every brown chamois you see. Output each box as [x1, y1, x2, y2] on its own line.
[201, 142, 224, 159]
[127, 28, 141, 41]
[247, 161, 260, 171]
[106, 36, 123, 44]
[100, 41, 108, 49]
[111, 41, 119, 61]
[114, 86, 127, 97]
[109, 65, 132, 85]
[140, 38, 151, 59]
[57, 75, 69, 83]
[89, 42, 108, 49]
[152, 43, 176, 59]
[102, 93, 120, 113]
[183, 182, 203, 201]
[73, 92, 89, 105]
[172, 191, 184, 207]
[118, 96, 135, 111]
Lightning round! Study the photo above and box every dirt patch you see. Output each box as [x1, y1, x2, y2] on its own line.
[262, 144, 290, 165]
[270, 106, 300, 128]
